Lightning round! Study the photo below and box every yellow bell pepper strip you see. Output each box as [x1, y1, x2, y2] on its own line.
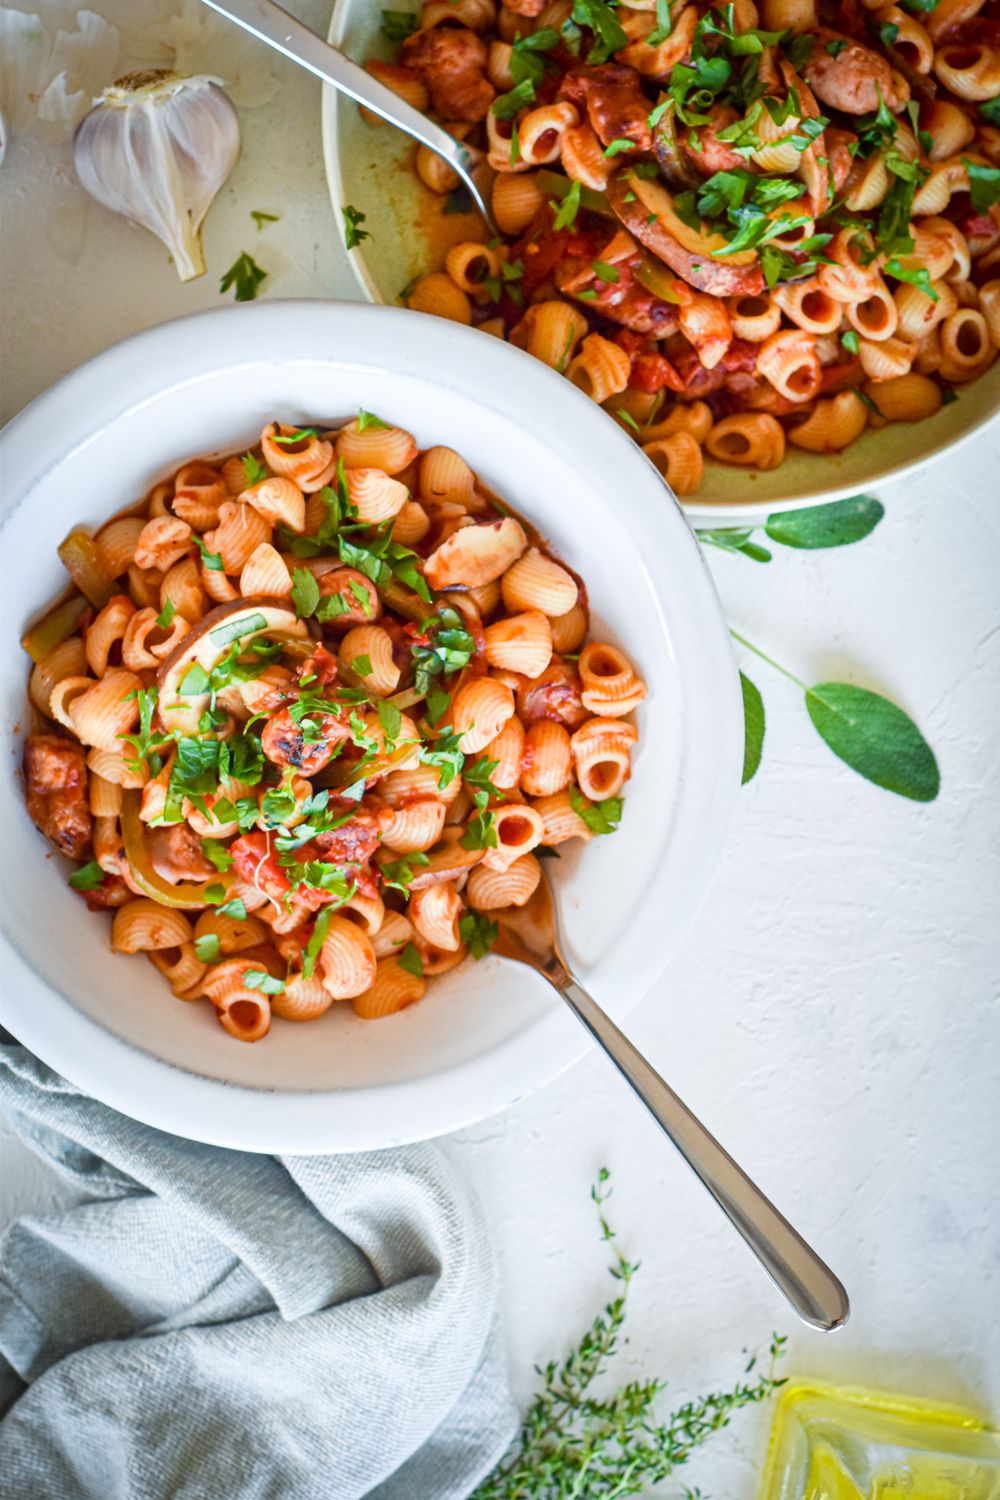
[633, 253, 686, 305]
[57, 528, 117, 608]
[121, 790, 234, 909]
[20, 593, 89, 664]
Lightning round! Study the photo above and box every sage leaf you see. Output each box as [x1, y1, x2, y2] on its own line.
[740, 671, 764, 784]
[805, 682, 939, 801]
[765, 495, 884, 549]
[696, 527, 772, 562]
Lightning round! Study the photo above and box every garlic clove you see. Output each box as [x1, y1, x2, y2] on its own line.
[73, 70, 240, 282]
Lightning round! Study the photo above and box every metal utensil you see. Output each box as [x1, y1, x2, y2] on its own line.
[199, 0, 497, 233]
[494, 875, 850, 1331]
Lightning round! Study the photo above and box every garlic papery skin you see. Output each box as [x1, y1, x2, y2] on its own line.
[73, 71, 240, 282]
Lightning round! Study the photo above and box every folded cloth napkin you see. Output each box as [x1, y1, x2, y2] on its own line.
[0, 1040, 517, 1500]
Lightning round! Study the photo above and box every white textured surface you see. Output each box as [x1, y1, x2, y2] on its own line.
[2, 3, 999, 1491]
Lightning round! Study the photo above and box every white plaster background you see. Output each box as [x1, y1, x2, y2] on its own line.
[2, 4, 999, 1492]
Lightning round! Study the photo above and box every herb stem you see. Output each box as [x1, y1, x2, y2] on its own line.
[729, 629, 807, 690]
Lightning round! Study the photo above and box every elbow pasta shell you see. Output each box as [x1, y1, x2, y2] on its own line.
[788, 391, 869, 452]
[352, 957, 426, 1019]
[445, 242, 503, 299]
[87, 745, 146, 790]
[148, 943, 207, 998]
[383, 762, 462, 806]
[261, 423, 336, 489]
[579, 642, 648, 716]
[451, 676, 516, 754]
[371, 910, 415, 960]
[480, 713, 526, 791]
[407, 273, 473, 325]
[193, 909, 269, 955]
[112, 899, 192, 953]
[863, 372, 941, 420]
[520, 301, 589, 371]
[411, 937, 467, 977]
[340, 890, 386, 937]
[491, 170, 545, 233]
[147, 481, 174, 520]
[484, 610, 553, 678]
[416, 140, 462, 192]
[530, 787, 593, 844]
[641, 432, 704, 497]
[320, 915, 378, 1000]
[706, 413, 786, 469]
[843, 152, 891, 213]
[410, 881, 463, 951]
[549, 601, 588, 654]
[560, 122, 616, 190]
[198, 957, 265, 1005]
[337, 420, 419, 474]
[48, 675, 96, 736]
[760, 0, 817, 23]
[894, 279, 957, 341]
[876, 4, 933, 70]
[920, 99, 976, 160]
[727, 293, 782, 343]
[938, 309, 992, 378]
[89, 772, 122, 818]
[270, 974, 334, 1021]
[756, 329, 821, 401]
[201, 561, 240, 603]
[818, 229, 881, 302]
[67, 668, 142, 752]
[482, 802, 545, 871]
[344, 468, 409, 524]
[222, 455, 250, 496]
[618, 3, 698, 74]
[478, 318, 506, 340]
[933, 43, 1000, 101]
[501, 547, 578, 617]
[382, 797, 448, 854]
[570, 718, 639, 800]
[205, 501, 272, 574]
[912, 157, 970, 215]
[172, 461, 228, 527]
[847, 279, 898, 342]
[340, 625, 401, 694]
[859, 335, 916, 380]
[678, 293, 733, 371]
[160, 556, 205, 624]
[467, 576, 502, 618]
[518, 102, 579, 167]
[643, 401, 715, 445]
[92, 814, 124, 874]
[392, 500, 432, 546]
[239, 542, 293, 598]
[218, 991, 271, 1043]
[240, 477, 306, 533]
[772, 281, 843, 336]
[419, 445, 477, 504]
[122, 607, 190, 670]
[365, 60, 429, 119]
[488, 38, 515, 89]
[466, 852, 542, 910]
[97, 516, 146, 577]
[421, 0, 495, 29]
[29, 636, 87, 715]
[520, 721, 573, 798]
[978, 281, 1000, 348]
[133, 516, 192, 572]
[566, 333, 631, 405]
[127, 564, 163, 610]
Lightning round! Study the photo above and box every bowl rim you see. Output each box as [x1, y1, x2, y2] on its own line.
[0, 299, 742, 1153]
[319, 9, 1000, 524]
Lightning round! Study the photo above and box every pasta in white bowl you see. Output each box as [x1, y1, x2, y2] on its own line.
[1, 301, 739, 1152]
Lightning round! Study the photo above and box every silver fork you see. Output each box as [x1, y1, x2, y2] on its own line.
[199, 0, 498, 233]
[494, 873, 850, 1331]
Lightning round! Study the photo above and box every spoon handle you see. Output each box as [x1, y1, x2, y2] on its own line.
[198, 0, 494, 227]
[554, 972, 850, 1331]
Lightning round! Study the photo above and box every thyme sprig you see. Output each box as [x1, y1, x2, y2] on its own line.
[475, 1170, 786, 1498]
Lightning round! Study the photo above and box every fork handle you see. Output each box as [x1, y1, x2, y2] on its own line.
[199, 0, 471, 167]
[553, 972, 850, 1331]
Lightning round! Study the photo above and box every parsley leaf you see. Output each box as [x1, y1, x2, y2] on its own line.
[196, 537, 224, 572]
[603, 138, 635, 157]
[552, 178, 583, 232]
[217, 896, 248, 920]
[194, 933, 222, 964]
[243, 968, 285, 995]
[291, 566, 321, 619]
[884, 257, 937, 300]
[380, 852, 430, 893]
[381, 8, 418, 40]
[68, 860, 105, 891]
[155, 598, 176, 630]
[357, 409, 390, 431]
[342, 205, 371, 250]
[962, 158, 1000, 214]
[241, 451, 268, 486]
[250, 210, 279, 231]
[571, 0, 629, 64]
[219, 251, 267, 302]
[200, 839, 234, 873]
[459, 911, 498, 960]
[569, 784, 623, 835]
[397, 942, 425, 978]
[493, 77, 537, 119]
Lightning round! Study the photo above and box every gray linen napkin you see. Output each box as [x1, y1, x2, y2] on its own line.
[0, 1041, 517, 1500]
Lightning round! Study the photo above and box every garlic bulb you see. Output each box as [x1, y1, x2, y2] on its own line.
[74, 71, 240, 282]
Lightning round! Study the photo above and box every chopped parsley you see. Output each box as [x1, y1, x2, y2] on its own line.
[962, 158, 1000, 215]
[243, 969, 285, 995]
[569, 785, 623, 835]
[397, 942, 425, 978]
[342, 205, 370, 251]
[459, 911, 498, 960]
[381, 8, 419, 40]
[194, 933, 222, 964]
[250, 210, 279, 231]
[219, 251, 267, 302]
[155, 598, 176, 630]
[410, 606, 475, 693]
[68, 860, 106, 892]
[291, 566, 321, 619]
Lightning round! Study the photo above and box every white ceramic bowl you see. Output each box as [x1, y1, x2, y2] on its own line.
[322, 0, 1000, 522]
[0, 301, 741, 1153]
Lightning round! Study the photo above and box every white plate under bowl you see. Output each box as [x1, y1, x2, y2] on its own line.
[0, 300, 741, 1154]
[321, 1, 1000, 523]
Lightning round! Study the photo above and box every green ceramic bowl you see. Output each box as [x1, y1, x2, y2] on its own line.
[321, 1, 1000, 521]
